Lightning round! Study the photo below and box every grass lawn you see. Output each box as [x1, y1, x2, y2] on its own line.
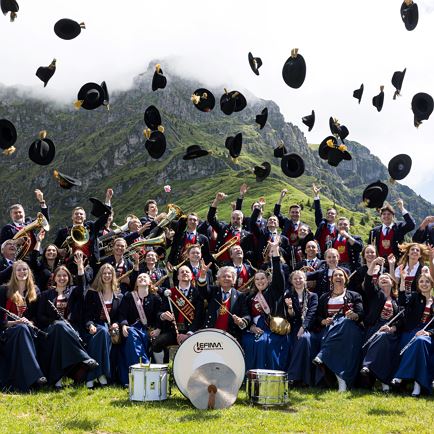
[0, 385, 433, 433]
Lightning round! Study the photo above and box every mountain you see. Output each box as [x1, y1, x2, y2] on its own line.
[0, 63, 432, 242]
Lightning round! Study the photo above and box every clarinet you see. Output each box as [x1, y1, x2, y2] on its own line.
[0, 306, 48, 337]
[362, 309, 404, 349]
[48, 300, 83, 343]
[400, 316, 434, 356]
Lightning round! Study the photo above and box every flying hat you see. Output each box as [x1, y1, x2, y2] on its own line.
[144, 105, 164, 132]
[282, 48, 306, 89]
[329, 117, 349, 141]
[353, 83, 364, 104]
[391, 68, 406, 100]
[225, 133, 242, 158]
[89, 197, 111, 218]
[28, 130, 55, 165]
[319, 136, 351, 167]
[191, 89, 215, 112]
[255, 107, 268, 129]
[182, 145, 209, 160]
[362, 180, 389, 209]
[253, 162, 271, 182]
[220, 89, 247, 115]
[1, 0, 18, 22]
[273, 140, 287, 159]
[388, 154, 412, 181]
[248, 52, 262, 76]
[411, 92, 433, 127]
[35, 59, 56, 88]
[372, 86, 385, 112]
[302, 110, 315, 131]
[0, 118, 17, 155]
[281, 153, 305, 178]
[152, 64, 167, 91]
[401, 1, 418, 31]
[75, 82, 105, 110]
[144, 130, 166, 159]
[101, 81, 110, 110]
[54, 19, 85, 40]
[53, 170, 82, 189]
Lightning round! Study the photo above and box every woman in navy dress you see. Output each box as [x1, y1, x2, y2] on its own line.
[118, 272, 162, 386]
[313, 268, 364, 392]
[286, 270, 318, 386]
[392, 272, 434, 396]
[0, 261, 46, 392]
[242, 239, 290, 371]
[83, 263, 123, 388]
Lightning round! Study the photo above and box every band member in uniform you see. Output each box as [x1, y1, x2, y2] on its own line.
[198, 264, 250, 341]
[242, 240, 289, 371]
[0, 189, 49, 244]
[207, 192, 253, 263]
[37, 252, 98, 389]
[332, 217, 363, 272]
[174, 244, 213, 287]
[133, 250, 170, 294]
[0, 261, 46, 392]
[392, 273, 434, 396]
[0, 240, 18, 284]
[412, 215, 434, 245]
[226, 244, 255, 290]
[140, 199, 159, 226]
[369, 201, 415, 261]
[360, 258, 402, 392]
[234, 183, 267, 230]
[286, 270, 319, 386]
[83, 263, 122, 388]
[154, 265, 204, 362]
[313, 268, 364, 392]
[118, 272, 162, 386]
[295, 240, 324, 271]
[312, 184, 337, 257]
[394, 243, 430, 293]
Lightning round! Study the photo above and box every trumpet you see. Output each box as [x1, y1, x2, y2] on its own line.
[212, 236, 239, 261]
[61, 225, 90, 256]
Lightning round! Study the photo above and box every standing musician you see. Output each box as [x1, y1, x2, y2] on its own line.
[198, 264, 250, 341]
[412, 215, 434, 245]
[295, 240, 324, 272]
[312, 184, 337, 257]
[117, 272, 162, 386]
[226, 244, 255, 291]
[242, 240, 290, 371]
[135, 250, 170, 294]
[154, 265, 205, 362]
[207, 192, 253, 264]
[286, 270, 319, 387]
[122, 217, 153, 246]
[312, 268, 364, 392]
[234, 183, 267, 231]
[368, 200, 415, 261]
[83, 263, 123, 389]
[0, 261, 47, 392]
[273, 188, 305, 247]
[140, 199, 159, 226]
[392, 273, 434, 396]
[166, 212, 212, 272]
[36, 252, 98, 389]
[173, 244, 213, 287]
[0, 189, 49, 244]
[360, 258, 402, 392]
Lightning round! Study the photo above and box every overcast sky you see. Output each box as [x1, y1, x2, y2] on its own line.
[1, 0, 434, 206]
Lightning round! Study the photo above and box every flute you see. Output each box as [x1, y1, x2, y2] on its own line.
[362, 309, 404, 349]
[400, 316, 434, 356]
[0, 306, 48, 337]
[48, 300, 83, 343]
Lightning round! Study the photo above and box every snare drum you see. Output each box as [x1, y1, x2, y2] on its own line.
[173, 328, 245, 397]
[129, 363, 169, 402]
[247, 369, 288, 406]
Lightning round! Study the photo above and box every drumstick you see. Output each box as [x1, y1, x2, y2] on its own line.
[164, 289, 180, 337]
[213, 298, 247, 329]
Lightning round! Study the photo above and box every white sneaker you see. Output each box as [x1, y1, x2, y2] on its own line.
[381, 383, 390, 392]
[98, 375, 108, 385]
[411, 381, 421, 397]
[86, 380, 94, 389]
[336, 374, 347, 392]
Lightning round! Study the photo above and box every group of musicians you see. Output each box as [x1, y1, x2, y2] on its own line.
[0, 183, 433, 397]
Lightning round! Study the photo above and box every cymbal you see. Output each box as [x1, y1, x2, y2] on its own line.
[186, 362, 239, 410]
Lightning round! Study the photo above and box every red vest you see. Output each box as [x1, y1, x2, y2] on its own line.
[333, 237, 349, 264]
[319, 225, 337, 255]
[235, 265, 249, 289]
[218, 231, 241, 263]
[285, 225, 299, 246]
[214, 297, 231, 331]
[378, 227, 395, 258]
[181, 232, 197, 255]
[5, 298, 26, 318]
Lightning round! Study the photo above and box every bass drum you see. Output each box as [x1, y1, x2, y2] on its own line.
[173, 328, 245, 397]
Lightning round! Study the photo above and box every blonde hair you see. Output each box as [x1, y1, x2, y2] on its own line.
[91, 263, 119, 293]
[7, 261, 37, 305]
[398, 242, 430, 267]
[133, 272, 157, 294]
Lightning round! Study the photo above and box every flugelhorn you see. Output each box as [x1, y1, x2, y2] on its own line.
[60, 225, 90, 256]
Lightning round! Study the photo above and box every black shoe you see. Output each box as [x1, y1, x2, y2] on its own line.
[83, 359, 99, 370]
[54, 385, 63, 392]
[37, 376, 47, 386]
[312, 356, 323, 366]
[360, 367, 370, 376]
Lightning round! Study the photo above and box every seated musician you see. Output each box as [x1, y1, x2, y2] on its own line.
[331, 217, 363, 272]
[0, 189, 49, 245]
[225, 244, 255, 291]
[312, 184, 337, 258]
[412, 215, 434, 245]
[117, 272, 162, 386]
[368, 200, 415, 261]
[0, 261, 47, 392]
[197, 264, 250, 342]
[0, 239, 18, 284]
[242, 240, 290, 371]
[167, 212, 212, 272]
[136, 250, 170, 294]
[295, 240, 324, 271]
[153, 265, 204, 362]
[207, 192, 253, 264]
[36, 252, 98, 389]
[173, 244, 213, 287]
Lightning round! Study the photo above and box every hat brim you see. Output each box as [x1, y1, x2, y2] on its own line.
[248, 52, 260, 75]
[77, 82, 104, 110]
[256, 108, 268, 129]
[0, 119, 17, 149]
[89, 197, 112, 218]
[144, 105, 162, 130]
[145, 131, 166, 159]
[54, 19, 82, 40]
[388, 154, 412, 180]
[362, 182, 388, 208]
[318, 136, 336, 160]
[183, 149, 210, 160]
[282, 54, 306, 89]
[152, 71, 167, 91]
[54, 170, 82, 189]
[281, 153, 305, 178]
[28, 138, 55, 165]
[254, 162, 271, 182]
[192, 88, 215, 112]
[225, 133, 242, 158]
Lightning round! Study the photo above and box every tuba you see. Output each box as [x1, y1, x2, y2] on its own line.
[13, 212, 50, 260]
